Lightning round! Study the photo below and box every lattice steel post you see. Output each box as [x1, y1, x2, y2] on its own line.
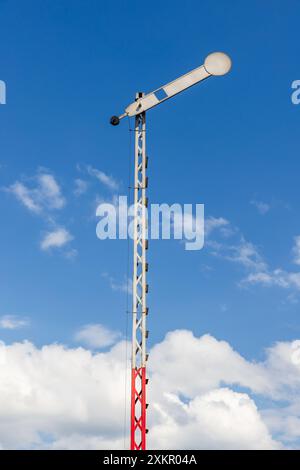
[130, 100, 148, 451]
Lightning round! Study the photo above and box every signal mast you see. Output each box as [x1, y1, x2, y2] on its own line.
[110, 52, 232, 450]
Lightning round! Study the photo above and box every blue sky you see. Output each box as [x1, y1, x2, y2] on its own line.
[1, 0, 300, 356]
[1, 0, 300, 449]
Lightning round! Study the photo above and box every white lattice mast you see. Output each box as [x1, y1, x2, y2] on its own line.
[130, 105, 148, 450]
[110, 52, 232, 451]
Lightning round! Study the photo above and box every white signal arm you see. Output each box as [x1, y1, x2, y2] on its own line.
[110, 52, 231, 125]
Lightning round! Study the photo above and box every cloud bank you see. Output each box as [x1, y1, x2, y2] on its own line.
[1, 329, 300, 449]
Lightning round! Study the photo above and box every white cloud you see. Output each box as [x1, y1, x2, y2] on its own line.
[204, 214, 300, 298]
[102, 273, 132, 294]
[74, 179, 88, 197]
[205, 216, 230, 237]
[209, 236, 267, 273]
[203, 215, 267, 273]
[242, 271, 276, 287]
[263, 408, 300, 444]
[40, 228, 73, 251]
[64, 248, 78, 260]
[1, 329, 300, 449]
[250, 200, 270, 215]
[87, 166, 119, 191]
[204, 215, 300, 298]
[150, 388, 278, 450]
[5, 171, 65, 214]
[4, 171, 71, 256]
[36, 173, 65, 210]
[74, 324, 121, 349]
[226, 240, 267, 271]
[221, 234, 300, 294]
[149, 331, 272, 399]
[0, 340, 126, 449]
[0, 315, 29, 330]
[293, 236, 300, 266]
[6, 182, 41, 213]
[242, 269, 300, 291]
